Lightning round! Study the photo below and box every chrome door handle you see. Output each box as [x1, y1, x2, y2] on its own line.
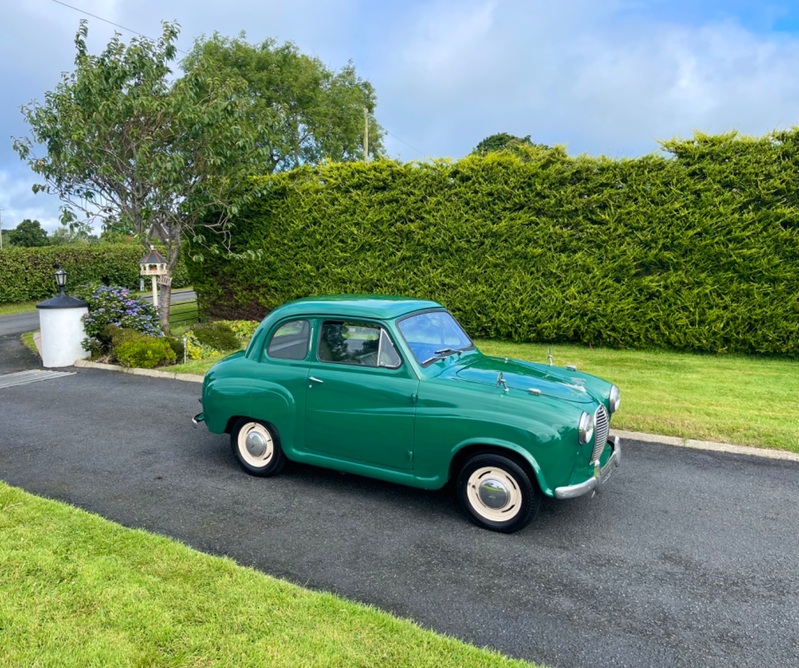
[309, 376, 324, 384]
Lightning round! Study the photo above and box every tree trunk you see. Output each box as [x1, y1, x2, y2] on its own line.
[157, 226, 182, 335]
[158, 274, 173, 335]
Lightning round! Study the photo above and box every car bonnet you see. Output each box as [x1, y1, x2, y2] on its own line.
[442, 355, 595, 404]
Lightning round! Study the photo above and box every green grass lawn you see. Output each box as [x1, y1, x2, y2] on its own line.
[477, 340, 799, 453]
[0, 482, 533, 668]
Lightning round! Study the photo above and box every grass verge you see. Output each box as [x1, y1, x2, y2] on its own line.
[0, 300, 38, 315]
[0, 482, 533, 668]
[477, 340, 799, 454]
[20, 331, 38, 356]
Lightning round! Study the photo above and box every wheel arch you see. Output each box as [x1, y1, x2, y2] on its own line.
[448, 440, 552, 497]
[224, 414, 281, 438]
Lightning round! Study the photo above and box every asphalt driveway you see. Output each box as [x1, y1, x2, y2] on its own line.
[1, 360, 798, 667]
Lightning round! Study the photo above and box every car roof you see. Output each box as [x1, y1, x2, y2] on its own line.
[272, 295, 443, 321]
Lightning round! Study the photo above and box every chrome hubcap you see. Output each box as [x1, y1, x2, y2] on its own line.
[239, 423, 274, 467]
[245, 431, 267, 458]
[478, 478, 510, 509]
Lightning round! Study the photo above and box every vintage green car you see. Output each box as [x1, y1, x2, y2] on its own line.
[193, 295, 621, 533]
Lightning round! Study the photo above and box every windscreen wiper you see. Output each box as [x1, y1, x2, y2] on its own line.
[421, 348, 461, 365]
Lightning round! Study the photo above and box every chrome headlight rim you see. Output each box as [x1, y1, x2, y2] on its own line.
[578, 411, 595, 444]
[609, 385, 621, 414]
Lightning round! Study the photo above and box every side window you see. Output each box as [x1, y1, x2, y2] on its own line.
[266, 320, 310, 361]
[318, 321, 401, 369]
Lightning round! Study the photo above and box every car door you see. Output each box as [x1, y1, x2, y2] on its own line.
[304, 320, 418, 471]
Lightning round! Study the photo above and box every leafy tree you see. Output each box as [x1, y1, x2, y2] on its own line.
[7, 219, 50, 247]
[183, 33, 384, 171]
[50, 226, 99, 245]
[13, 21, 266, 332]
[471, 133, 556, 158]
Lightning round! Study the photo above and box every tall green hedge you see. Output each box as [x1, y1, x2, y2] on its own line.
[186, 131, 799, 355]
[0, 244, 190, 303]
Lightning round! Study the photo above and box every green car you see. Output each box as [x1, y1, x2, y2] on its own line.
[193, 295, 621, 533]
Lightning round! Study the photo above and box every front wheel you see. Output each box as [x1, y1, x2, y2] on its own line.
[457, 453, 539, 533]
[230, 419, 286, 477]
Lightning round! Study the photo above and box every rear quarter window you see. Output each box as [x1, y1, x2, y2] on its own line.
[266, 320, 311, 361]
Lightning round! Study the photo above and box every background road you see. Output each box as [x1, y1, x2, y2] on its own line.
[0, 312, 39, 337]
[1, 361, 798, 667]
[0, 289, 197, 336]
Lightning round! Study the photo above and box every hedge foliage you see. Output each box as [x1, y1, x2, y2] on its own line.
[185, 131, 799, 355]
[0, 244, 190, 304]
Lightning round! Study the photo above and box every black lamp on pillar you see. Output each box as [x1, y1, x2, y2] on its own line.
[55, 267, 67, 297]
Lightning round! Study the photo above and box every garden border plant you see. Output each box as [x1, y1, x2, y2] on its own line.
[80, 285, 168, 365]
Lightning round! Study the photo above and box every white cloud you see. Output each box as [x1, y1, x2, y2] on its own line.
[402, 0, 499, 89]
[0, 169, 61, 233]
[375, 0, 799, 159]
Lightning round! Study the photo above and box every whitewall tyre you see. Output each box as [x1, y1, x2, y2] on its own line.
[231, 419, 286, 477]
[457, 453, 539, 533]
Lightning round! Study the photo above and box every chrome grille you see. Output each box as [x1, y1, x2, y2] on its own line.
[591, 405, 609, 462]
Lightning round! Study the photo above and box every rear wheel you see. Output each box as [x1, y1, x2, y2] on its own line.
[230, 419, 286, 477]
[457, 453, 539, 533]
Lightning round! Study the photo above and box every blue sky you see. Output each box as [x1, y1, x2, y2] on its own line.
[2, 0, 799, 232]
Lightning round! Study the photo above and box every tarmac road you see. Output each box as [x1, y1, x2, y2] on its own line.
[1, 359, 798, 667]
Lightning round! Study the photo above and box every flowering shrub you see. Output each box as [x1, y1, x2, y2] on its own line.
[82, 285, 162, 354]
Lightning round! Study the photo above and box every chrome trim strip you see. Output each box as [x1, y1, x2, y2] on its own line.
[554, 436, 621, 500]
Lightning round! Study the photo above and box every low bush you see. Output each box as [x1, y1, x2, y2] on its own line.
[165, 336, 185, 361]
[183, 331, 218, 361]
[190, 322, 240, 351]
[217, 319, 260, 345]
[105, 325, 145, 349]
[115, 337, 177, 369]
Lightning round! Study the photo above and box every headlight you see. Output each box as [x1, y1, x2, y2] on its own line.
[578, 411, 594, 444]
[609, 385, 621, 413]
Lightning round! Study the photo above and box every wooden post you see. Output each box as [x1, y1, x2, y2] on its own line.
[363, 106, 369, 163]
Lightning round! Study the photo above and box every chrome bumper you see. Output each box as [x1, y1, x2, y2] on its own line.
[192, 412, 205, 429]
[554, 435, 621, 500]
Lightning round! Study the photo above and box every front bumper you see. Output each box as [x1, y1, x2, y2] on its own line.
[554, 435, 621, 500]
[192, 412, 205, 428]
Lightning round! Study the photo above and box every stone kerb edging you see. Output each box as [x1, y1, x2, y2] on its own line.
[612, 429, 799, 463]
[73, 359, 203, 383]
